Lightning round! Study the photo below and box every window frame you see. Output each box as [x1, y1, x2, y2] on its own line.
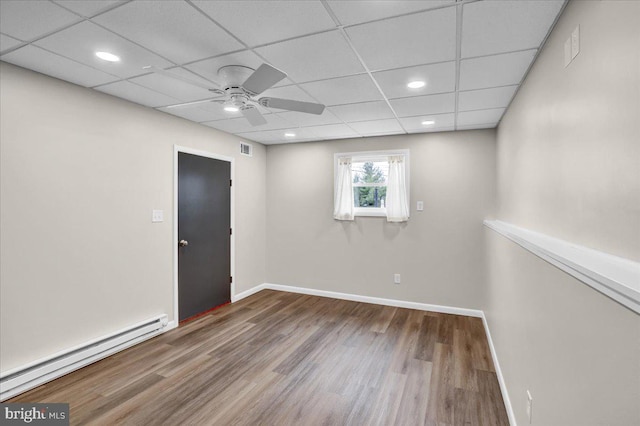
[334, 149, 410, 218]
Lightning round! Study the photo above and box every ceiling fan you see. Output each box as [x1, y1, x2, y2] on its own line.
[144, 63, 325, 126]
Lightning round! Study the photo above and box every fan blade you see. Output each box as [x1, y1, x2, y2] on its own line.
[259, 97, 325, 115]
[163, 98, 223, 109]
[242, 107, 268, 126]
[242, 64, 287, 96]
[142, 65, 220, 91]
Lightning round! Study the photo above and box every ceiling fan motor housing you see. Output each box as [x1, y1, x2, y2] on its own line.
[218, 65, 255, 91]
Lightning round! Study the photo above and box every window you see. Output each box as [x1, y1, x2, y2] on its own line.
[352, 158, 388, 216]
[334, 149, 410, 220]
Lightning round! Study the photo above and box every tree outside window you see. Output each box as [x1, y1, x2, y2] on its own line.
[352, 161, 387, 208]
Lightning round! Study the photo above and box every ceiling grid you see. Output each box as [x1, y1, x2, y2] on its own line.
[0, 0, 567, 144]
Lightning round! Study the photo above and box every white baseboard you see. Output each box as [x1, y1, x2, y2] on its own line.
[482, 313, 517, 426]
[232, 283, 267, 302]
[261, 282, 483, 317]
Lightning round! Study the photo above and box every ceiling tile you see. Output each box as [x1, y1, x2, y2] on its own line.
[0, 1, 81, 41]
[275, 110, 342, 127]
[390, 93, 455, 117]
[304, 123, 359, 140]
[260, 85, 317, 103]
[94, 81, 180, 107]
[198, 101, 245, 120]
[162, 67, 220, 90]
[203, 113, 294, 134]
[93, 1, 242, 65]
[234, 131, 274, 144]
[35, 21, 173, 79]
[166, 98, 274, 120]
[462, 0, 565, 58]
[1, 45, 119, 87]
[328, 101, 394, 123]
[0, 34, 23, 52]
[238, 127, 321, 144]
[234, 130, 279, 144]
[192, 0, 335, 47]
[158, 104, 229, 123]
[345, 7, 456, 71]
[457, 123, 497, 130]
[424, 126, 455, 133]
[456, 108, 505, 126]
[201, 118, 247, 134]
[184, 50, 292, 88]
[349, 119, 404, 136]
[327, 1, 454, 26]
[400, 113, 455, 132]
[129, 72, 214, 102]
[458, 85, 518, 112]
[255, 31, 364, 83]
[373, 61, 456, 99]
[459, 49, 537, 91]
[299, 74, 381, 106]
[54, 0, 125, 18]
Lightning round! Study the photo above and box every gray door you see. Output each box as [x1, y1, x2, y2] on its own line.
[178, 152, 231, 322]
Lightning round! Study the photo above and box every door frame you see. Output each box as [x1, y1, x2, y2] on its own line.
[173, 145, 235, 324]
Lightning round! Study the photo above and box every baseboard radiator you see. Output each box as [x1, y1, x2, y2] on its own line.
[0, 314, 168, 401]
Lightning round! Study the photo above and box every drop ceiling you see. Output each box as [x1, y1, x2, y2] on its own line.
[0, 0, 565, 145]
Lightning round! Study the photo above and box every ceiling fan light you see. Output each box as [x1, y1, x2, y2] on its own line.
[421, 120, 435, 125]
[407, 80, 426, 89]
[284, 133, 296, 137]
[223, 105, 240, 112]
[95, 51, 120, 62]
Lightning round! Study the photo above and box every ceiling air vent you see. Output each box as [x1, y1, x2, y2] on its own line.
[240, 142, 253, 157]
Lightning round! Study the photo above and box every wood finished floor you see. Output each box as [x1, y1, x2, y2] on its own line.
[11, 290, 509, 425]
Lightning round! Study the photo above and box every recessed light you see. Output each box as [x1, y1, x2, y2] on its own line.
[224, 105, 240, 112]
[95, 51, 120, 62]
[407, 80, 425, 89]
[421, 120, 435, 125]
[284, 133, 296, 137]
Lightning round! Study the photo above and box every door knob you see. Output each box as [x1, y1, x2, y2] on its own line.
[179, 239, 189, 247]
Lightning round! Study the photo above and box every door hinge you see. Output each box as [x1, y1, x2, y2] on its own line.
[230, 228, 232, 235]
[230, 179, 232, 186]
[230, 276, 233, 283]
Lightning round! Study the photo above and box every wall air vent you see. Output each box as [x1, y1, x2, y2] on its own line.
[240, 142, 253, 157]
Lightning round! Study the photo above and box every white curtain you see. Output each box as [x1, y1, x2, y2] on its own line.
[386, 155, 409, 222]
[333, 156, 354, 221]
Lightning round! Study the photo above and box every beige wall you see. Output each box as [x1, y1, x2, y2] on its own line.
[0, 63, 266, 372]
[266, 130, 496, 309]
[487, 1, 640, 424]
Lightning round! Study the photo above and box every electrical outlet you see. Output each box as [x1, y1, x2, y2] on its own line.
[416, 201, 424, 211]
[394, 274, 401, 284]
[526, 390, 533, 424]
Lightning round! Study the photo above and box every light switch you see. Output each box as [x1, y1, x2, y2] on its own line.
[152, 209, 164, 223]
[416, 201, 424, 211]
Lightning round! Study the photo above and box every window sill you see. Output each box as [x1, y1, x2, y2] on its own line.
[354, 209, 387, 218]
